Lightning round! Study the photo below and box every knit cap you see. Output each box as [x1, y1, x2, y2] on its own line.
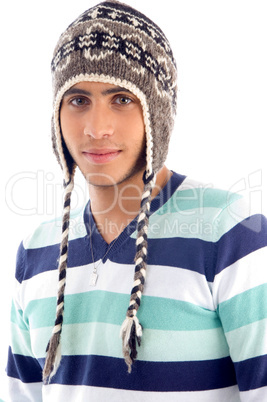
[44, 0, 177, 383]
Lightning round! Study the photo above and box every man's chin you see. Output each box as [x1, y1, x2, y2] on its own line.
[82, 165, 146, 188]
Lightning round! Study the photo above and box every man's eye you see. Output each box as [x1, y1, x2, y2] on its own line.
[71, 97, 88, 106]
[115, 96, 132, 105]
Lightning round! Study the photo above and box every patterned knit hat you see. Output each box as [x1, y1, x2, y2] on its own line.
[43, 0, 177, 383]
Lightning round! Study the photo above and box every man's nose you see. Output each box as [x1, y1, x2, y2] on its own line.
[83, 104, 115, 139]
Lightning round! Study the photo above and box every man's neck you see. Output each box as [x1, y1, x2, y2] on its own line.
[88, 165, 172, 244]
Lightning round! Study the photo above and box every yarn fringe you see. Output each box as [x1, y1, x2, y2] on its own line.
[43, 335, 62, 384]
[120, 316, 143, 373]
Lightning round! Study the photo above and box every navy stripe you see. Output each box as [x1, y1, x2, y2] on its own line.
[234, 354, 267, 391]
[7, 347, 42, 383]
[111, 236, 214, 278]
[16, 214, 267, 283]
[215, 214, 267, 276]
[16, 235, 213, 282]
[37, 354, 237, 391]
[15, 237, 92, 283]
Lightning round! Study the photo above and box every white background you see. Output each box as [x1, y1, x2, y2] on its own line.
[1, 0, 266, 392]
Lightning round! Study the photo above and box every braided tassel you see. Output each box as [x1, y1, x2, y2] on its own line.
[120, 171, 155, 373]
[43, 177, 74, 384]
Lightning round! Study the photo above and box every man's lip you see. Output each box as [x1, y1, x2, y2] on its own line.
[83, 149, 121, 155]
[82, 149, 122, 164]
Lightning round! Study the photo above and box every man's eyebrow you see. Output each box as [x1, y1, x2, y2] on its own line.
[63, 86, 132, 98]
[63, 88, 92, 97]
[101, 86, 132, 95]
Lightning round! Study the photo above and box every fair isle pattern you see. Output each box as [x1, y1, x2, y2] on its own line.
[51, 3, 176, 102]
[52, 22, 175, 101]
[6, 174, 267, 400]
[66, 2, 173, 59]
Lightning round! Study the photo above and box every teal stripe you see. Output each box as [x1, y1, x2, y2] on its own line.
[218, 284, 267, 332]
[10, 301, 29, 331]
[158, 188, 241, 216]
[25, 291, 221, 331]
[23, 206, 86, 249]
[139, 326, 229, 361]
[31, 322, 229, 362]
[146, 208, 217, 241]
[225, 318, 267, 362]
[130, 189, 243, 241]
[10, 322, 35, 358]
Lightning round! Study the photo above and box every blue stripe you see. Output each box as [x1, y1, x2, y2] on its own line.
[234, 354, 267, 391]
[16, 214, 267, 283]
[37, 354, 237, 391]
[17, 235, 213, 282]
[8, 351, 267, 391]
[7, 347, 42, 383]
[113, 236, 214, 278]
[215, 214, 267, 276]
[16, 236, 92, 283]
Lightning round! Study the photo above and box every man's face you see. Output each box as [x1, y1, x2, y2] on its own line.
[60, 81, 146, 187]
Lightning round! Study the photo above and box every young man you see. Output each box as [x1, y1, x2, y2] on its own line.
[6, 1, 267, 400]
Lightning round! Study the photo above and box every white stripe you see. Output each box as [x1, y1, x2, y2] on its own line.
[225, 318, 267, 362]
[212, 247, 267, 306]
[42, 383, 240, 402]
[19, 261, 215, 311]
[240, 386, 267, 401]
[6, 377, 42, 402]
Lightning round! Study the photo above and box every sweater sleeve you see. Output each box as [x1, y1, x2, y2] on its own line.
[212, 197, 267, 400]
[5, 242, 43, 401]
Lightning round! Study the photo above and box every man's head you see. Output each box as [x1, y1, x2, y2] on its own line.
[51, 0, 177, 185]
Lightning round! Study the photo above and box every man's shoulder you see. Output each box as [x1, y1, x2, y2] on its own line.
[15, 204, 88, 283]
[152, 173, 256, 242]
[166, 175, 244, 215]
[22, 204, 87, 251]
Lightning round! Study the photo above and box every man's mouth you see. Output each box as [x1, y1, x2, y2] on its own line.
[82, 149, 122, 164]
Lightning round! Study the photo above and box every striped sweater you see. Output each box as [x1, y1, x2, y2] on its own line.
[6, 172, 267, 401]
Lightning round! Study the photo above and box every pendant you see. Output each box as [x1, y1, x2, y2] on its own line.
[90, 271, 98, 286]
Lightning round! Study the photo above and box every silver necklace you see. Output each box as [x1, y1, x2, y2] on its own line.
[88, 210, 119, 286]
